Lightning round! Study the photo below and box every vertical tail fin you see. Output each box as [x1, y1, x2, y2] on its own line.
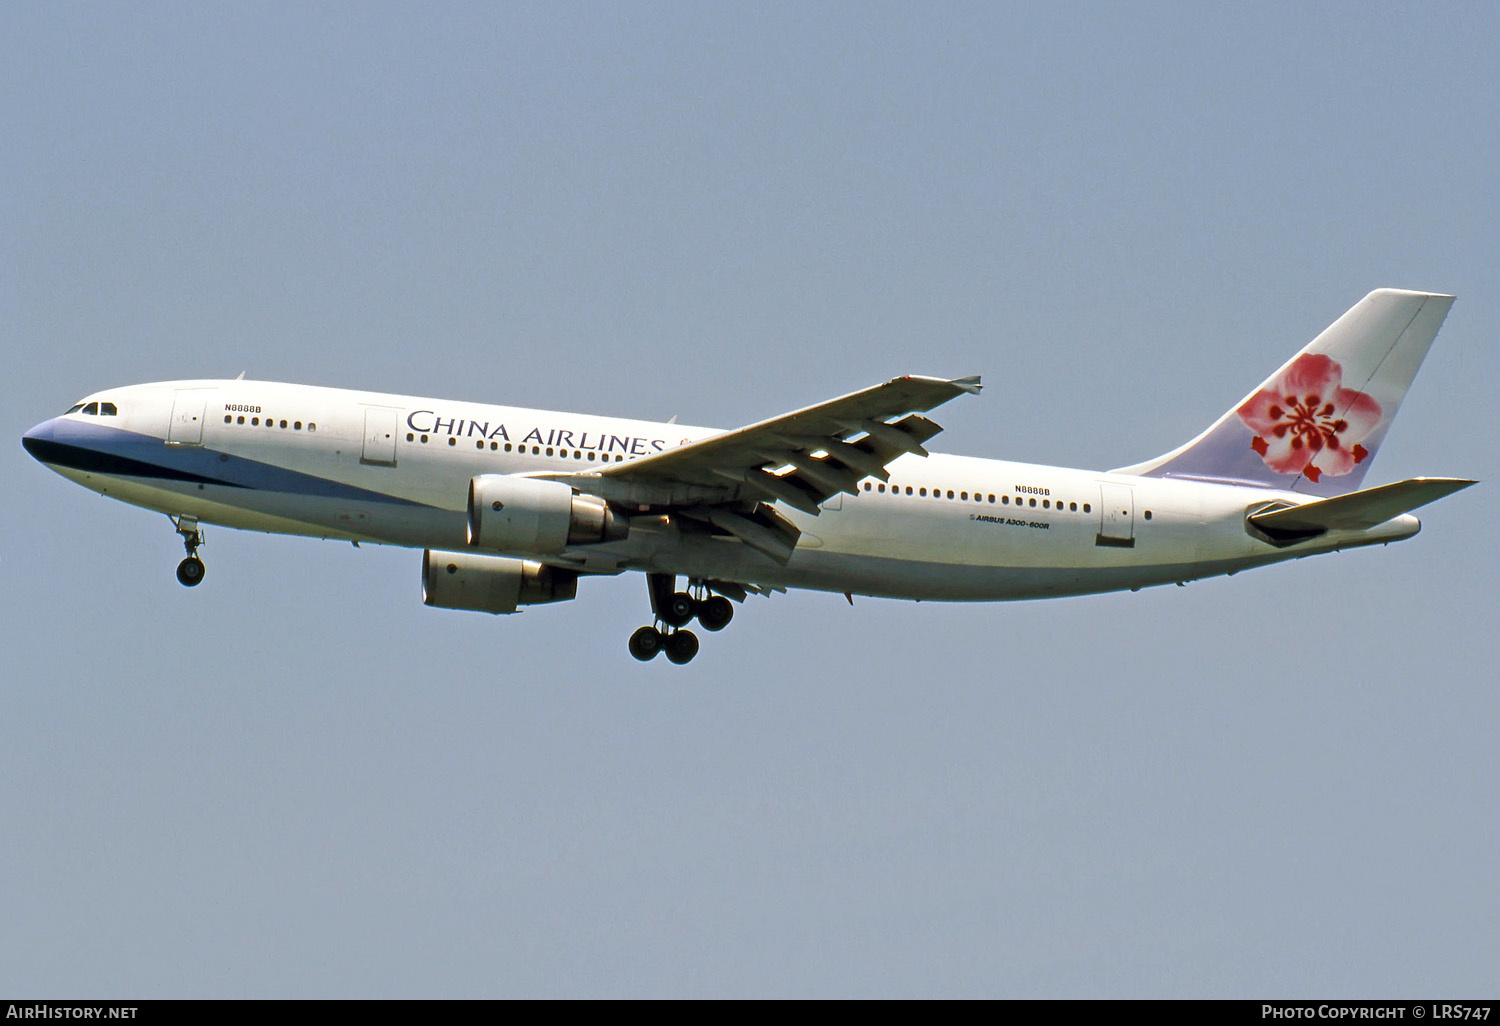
[1115, 289, 1455, 496]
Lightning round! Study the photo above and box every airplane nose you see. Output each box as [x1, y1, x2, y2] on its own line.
[21, 418, 58, 462]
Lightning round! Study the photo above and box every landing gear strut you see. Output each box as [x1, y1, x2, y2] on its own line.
[172, 515, 206, 587]
[628, 574, 736, 664]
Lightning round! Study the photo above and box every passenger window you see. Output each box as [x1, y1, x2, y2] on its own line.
[1083, 503, 1091, 513]
[252, 417, 260, 426]
[919, 488, 927, 497]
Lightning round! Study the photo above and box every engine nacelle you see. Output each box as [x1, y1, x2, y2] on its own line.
[422, 549, 578, 615]
[466, 475, 629, 555]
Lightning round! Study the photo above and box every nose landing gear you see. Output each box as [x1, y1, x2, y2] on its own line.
[628, 574, 737, 664]
[171, 515, 206, 587]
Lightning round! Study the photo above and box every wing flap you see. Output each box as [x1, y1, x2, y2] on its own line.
[690, 503, 803, 564]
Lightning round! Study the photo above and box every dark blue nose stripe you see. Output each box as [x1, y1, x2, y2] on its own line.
[23, 419, 428, 508]
[23, 433, 235, 487]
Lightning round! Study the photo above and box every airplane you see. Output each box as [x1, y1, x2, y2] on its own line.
[21, 288, 1475, 665]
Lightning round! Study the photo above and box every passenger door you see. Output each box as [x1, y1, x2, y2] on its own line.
[360, 407, 400, 466]
[167, 390, 211, 446]
[1096, 482, 1135, 548]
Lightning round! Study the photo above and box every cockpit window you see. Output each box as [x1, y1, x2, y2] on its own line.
[82, 402, 99, 415]
[99, 402, 118, 416]
[66, 404, 85, 414]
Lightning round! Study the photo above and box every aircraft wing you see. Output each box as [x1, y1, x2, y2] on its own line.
[600, 374, 982, 506]
[551, 374, 981, 564]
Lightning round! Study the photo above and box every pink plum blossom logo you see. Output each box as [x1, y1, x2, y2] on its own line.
[1236, 353, 1383, 483]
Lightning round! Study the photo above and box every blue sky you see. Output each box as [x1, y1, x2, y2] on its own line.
[4, 2, 1497, 997]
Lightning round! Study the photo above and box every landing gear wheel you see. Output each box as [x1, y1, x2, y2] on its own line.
[171, 515, 206, 587]
[698, 595, 734, 632]
[629, 626, 664, 661]
[662, 591, 696, 628]
[176, 556, 205, 587]
[665, 629, 700, 665]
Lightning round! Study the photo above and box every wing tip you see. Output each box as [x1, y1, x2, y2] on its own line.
[1408, 476, 1478, 491]
[888, 373, 983, 394]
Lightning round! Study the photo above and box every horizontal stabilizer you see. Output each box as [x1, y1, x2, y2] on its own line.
[1249, 477, 1475, 534]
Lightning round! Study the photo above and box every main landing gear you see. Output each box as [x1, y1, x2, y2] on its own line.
[172, 515, 206, 587]
[628, 573, 735, 665]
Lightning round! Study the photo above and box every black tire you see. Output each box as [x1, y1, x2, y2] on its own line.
[698, 595, 734, 632]
[665, 629, 699, 665]
[629, 626, 664, 661]
[176, 557, 205, 587]
[662, 591, 696, 628]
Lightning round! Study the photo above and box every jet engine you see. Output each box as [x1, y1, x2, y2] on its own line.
[422, 549, 578, 615]
[466, 475, 628, 555]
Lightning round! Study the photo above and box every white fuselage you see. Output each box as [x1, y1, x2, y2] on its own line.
[25, 379, 1419, 601]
